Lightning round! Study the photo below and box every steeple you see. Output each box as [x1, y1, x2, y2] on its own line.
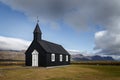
[34, 23, 42, 34]
[33, 22, 42, 41]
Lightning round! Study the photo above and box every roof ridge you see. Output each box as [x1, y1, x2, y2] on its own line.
[41, 40, 61, 46]
[38, 40, 69, 54]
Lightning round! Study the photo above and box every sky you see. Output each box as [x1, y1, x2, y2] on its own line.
[0, 0, 120, 57]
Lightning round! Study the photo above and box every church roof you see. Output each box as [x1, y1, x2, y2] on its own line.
[26, 23, 70, 55]
[39, 40, 69, 55]
[34, 23, 42, 34]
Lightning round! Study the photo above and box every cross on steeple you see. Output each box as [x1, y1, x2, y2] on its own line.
[37, 16, 39, 23]
[33, 16, 42, 41]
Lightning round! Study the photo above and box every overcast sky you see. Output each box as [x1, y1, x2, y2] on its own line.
[0, 0, 120, 56]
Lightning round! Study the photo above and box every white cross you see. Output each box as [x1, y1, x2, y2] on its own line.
[37, 16, 39, 23]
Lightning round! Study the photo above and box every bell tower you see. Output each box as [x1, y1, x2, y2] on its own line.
[33, 19, 42, 41]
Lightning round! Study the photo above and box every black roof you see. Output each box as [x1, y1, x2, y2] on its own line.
[34, 23, 42, 34]
[39, 40, 69, 55]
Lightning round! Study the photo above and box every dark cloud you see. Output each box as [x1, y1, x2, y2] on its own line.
[1, 0, 120, 55]
[94, 30, 120, 55]
[1, 0, 120, 28]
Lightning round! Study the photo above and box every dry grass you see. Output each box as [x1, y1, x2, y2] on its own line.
[0, 64, 120, 80]
[72, 61, 120, 65]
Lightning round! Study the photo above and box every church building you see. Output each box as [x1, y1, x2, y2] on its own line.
[25, 22, 70, 67]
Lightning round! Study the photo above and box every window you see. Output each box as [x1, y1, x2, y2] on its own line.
[51, 53, 55, 62]
[66, 55, 68, 62]
[60, 55, 63, 62]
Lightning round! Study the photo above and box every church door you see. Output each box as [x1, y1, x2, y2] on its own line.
[32, 50, 38, 67]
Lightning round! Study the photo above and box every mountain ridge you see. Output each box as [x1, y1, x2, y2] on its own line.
[71, 53, 115, 61]
[0, 50, 116, 61]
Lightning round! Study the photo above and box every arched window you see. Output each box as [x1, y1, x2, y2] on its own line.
[66, 55, 68, 62]
[60, 54, 63, 62]
[51, 53, 55, 62]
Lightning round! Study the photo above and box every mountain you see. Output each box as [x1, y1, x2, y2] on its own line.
[71, 54, 115, 61]
[0, 50, 115, 62]
[91, 55, 114, 61]
[0, 50, 25, 61]
[68, 50, 115, 61]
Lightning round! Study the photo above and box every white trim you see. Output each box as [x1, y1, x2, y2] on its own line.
[66, 55, 68, 62]
[32, 50, 38, 67]
[51, 53, 55, 62]
[60, 54, 63, 62]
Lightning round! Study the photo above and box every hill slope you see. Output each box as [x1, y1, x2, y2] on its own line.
[0, 50, 25, 61]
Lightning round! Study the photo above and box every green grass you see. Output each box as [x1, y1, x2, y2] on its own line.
[83, 65, 120, 77]
[0, 64, 120, 80]
[72, 61, 120, 65]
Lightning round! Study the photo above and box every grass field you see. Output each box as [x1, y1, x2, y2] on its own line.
[0, 64, 120, 80]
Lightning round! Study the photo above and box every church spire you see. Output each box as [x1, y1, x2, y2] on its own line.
[33, 17, 42, 41]
[34, 23, 42, 34]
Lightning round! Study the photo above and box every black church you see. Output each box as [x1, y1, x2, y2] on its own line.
[25, 23, 70, 67]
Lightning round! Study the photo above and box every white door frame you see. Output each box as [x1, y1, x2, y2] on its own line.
[32, 50, 38, 67]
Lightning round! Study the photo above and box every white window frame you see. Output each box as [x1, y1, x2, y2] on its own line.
[60, 54, 63, 62]
[51, 53, 55, 62]
[66, 55, 69, 62]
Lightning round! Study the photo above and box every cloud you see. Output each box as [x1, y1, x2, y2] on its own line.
[1, 0, 120, 29]
[0, 36, 31, 51]
[68, 50, 93, 56]
[94, 14, 120, 55]
[1, 0, 120, 55]
[94, 30, 120, 55]
[68, 50, 81, 54]
[0, 0, 120, 27]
